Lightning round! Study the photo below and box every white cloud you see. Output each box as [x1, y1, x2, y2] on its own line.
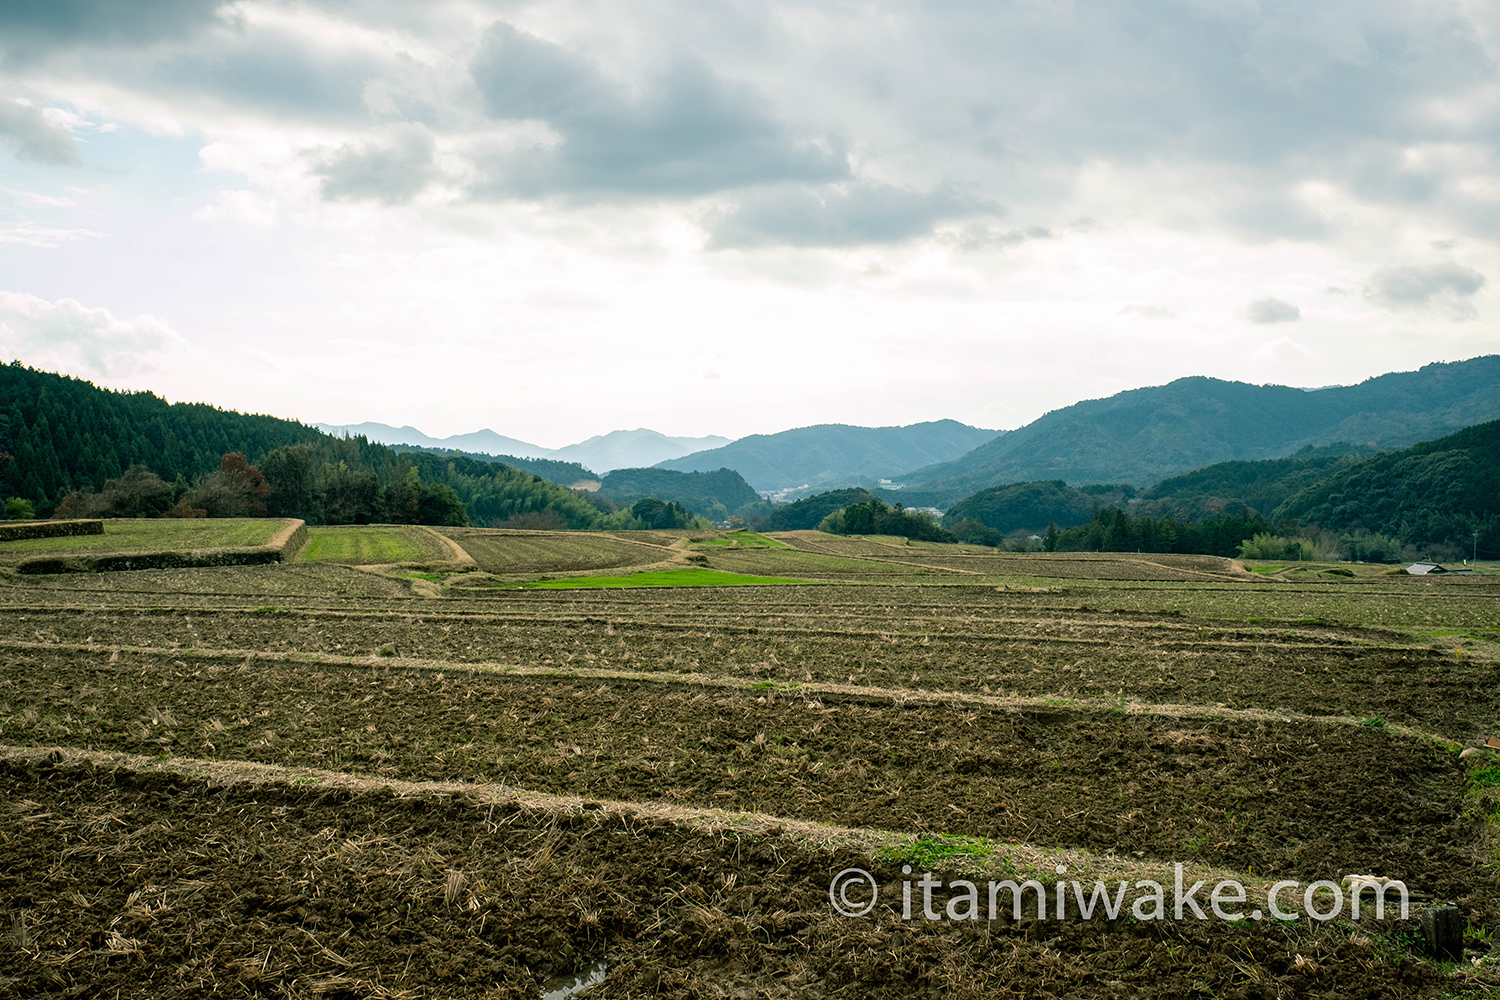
[1246, 296, 1301, 324]
[0, 223, 105, 247]
[193, 189, 278, 226]
[1121, 304, 1176, 320]
[1, 186, 79, 209]
[0, 291, 186, 381]
[1251, 336, 1318, 362]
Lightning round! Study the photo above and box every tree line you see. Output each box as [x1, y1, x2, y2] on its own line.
[0, 363, 709, 530]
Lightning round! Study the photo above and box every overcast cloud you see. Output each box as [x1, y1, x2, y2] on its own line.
[1364, 262, 1487, 320]
[0, 99, 79, 165]
[0, 0, 1495, 442]
[1246, 297, 1302, 324]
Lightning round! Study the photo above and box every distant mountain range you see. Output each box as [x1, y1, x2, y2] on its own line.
[900, 356, 1500, 500]
[314, 423, 730, 475]
[935, 418, 1500, 559]
[316, 356, 1500, 506]
[654, 420, 1000, 492]
[552, 429, 732, 475]
[8, 351, 1500, 551]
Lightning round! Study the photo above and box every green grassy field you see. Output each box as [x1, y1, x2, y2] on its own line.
[689, 531, 789, 549]
[515, 567, 815, 588]
[300, 525, 451, 565]
[0, 518, 288, 564]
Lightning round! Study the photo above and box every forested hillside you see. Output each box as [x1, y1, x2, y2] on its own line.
[932, 424, 1498, 560]
[942, 481, 1135, 534]
[0, 361, 326, 505]
[598, 467, 761, 521]
[1133, 445, 1376, 521]
[1275, 419, 1500, 557]
[906, 356, 1500, 494]
[758, 488, 878, 531]
[391, 444, 596, 488]
[0, 364, 697, 531]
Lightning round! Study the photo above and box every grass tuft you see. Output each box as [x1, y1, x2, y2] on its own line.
[877, 834, 996, 870]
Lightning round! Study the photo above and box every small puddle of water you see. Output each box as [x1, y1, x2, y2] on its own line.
[539, 959, 608, 1000]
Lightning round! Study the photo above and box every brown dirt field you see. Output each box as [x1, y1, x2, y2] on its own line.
[0, 645, 1489, 906]
[762, 535, 1252, 582]
[0, 563, 418, 605]
[0, 590, 1493, 739]
[4, 753, 1479, 1000]
[440, 530, 674, 575]
[2, 559, 1498, 997]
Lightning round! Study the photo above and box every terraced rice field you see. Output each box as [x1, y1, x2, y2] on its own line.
[1, 528, 1497, 998]
[439, 529, 676, 576]
[0, 518, 291, 567]
[301, 525, 458, 566]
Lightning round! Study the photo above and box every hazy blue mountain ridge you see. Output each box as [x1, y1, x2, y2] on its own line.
[316, 422, 729, 473]
[654, 419, 1000, 492]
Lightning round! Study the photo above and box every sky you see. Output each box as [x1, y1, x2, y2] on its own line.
[1, 0, 1497, 448]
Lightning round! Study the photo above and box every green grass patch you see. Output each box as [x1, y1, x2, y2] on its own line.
[1473, 767, 1500, 790]
[1248, 565, 1284, 575]
[0, 518, 286, 562]
[515, 567, 813, 589]
[877, 834, 996, 870]
[301, 526, 443, 565]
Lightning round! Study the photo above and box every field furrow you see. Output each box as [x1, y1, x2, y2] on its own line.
[0, 645, 1480, 900]
[2, 530, 1497, 998]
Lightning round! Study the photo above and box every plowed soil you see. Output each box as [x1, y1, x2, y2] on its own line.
[0, 754, 1477, 1000]
[0, 590, 1495, 738]
[2, 557, 1498, 998]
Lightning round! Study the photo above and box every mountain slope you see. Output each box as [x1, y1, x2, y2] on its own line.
[943, 481, 1135, 534]
[1133, 445, 1377, 521]
[0, 364, 616, 528]
[761, 488, 878, 531]
[906, 356, 1500, 495]
[552, 429, 730, 474]
[316, 423, 728, 474]
[597, 467, 761, 520]
[316, 423, 551, 459]
[1274, 418, 1500, 553]
[3, 363, 327, 504]
[388, 445, 596, 487]
[654, 420, 999, 491]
